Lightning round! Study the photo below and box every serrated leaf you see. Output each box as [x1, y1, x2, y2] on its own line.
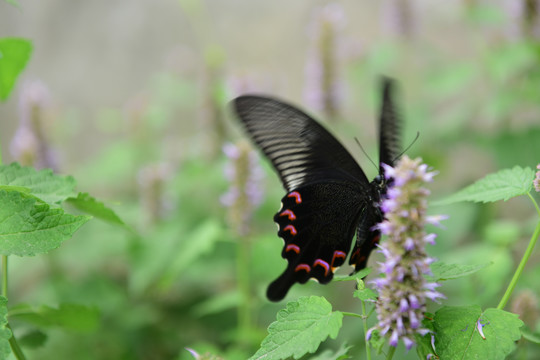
[429, 262, 491, 282]
[436, 166, 535, 204]
[0, 163, 76, 205]
[10, 303, 100, 332]
[0, 38, 32, 100]
[0, 297, 12, 360]
[434, 306, 523, 360]
[0, 190, 90, 256]
[250, 296, 343, 360]
[65, 192, 125, 226]
[334, 267, 372, 281]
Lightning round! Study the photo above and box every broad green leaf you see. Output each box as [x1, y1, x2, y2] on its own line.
[436, 166, 535, 204]
[429, 262, 491, 282]
[0, 163, 76, 205]
[10, 303, 99, 332]
[18, 330, 47, 349]
[65, 192, 125, 226]
[433, 306, 523, 360]
[0, 190, 90, 256]
[0, 38, 32, 100]
[0, 297, 11, 360]
[250, 296, 343, 360]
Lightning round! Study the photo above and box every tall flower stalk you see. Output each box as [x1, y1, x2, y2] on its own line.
[368, 156, 445, 350]
[221, 141, 264, 343]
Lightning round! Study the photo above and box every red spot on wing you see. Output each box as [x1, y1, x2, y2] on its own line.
[295, 264, 311, 273]
[313, 259, 330, 276]
[283, 225, 297, 235]
[285, 244, 300, 254]
[287, 191, 302, 204]
[279, 209, 296, 220]
[371, 234, 381, 245]
[331, 250, 347, 267]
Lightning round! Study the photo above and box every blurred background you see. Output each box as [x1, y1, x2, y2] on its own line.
[1, 0, 540, 359]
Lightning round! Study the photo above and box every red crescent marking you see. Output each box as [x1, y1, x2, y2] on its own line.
[371, 234, 381, 244]
[279, 209, 296, 220]
[295, 264, 311, 273]
[285, 244, 300, 254]
[288, 191, 302, 204]
[283, 225, 297, 235]
[331, 250, 347, 267]
[313, 259, 330, 276]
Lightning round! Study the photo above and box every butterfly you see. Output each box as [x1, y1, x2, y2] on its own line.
[232, 78, 401, 301]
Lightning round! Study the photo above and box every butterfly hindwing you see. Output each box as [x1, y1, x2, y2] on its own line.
[269, 183, 365, 301]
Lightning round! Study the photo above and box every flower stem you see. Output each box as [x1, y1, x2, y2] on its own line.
[497, 193, 540, 310]
[236, 234, 252, 342]
[2, 256, 26, 360]
[362, 300, 372, 360]
[386, 345, 396, 360]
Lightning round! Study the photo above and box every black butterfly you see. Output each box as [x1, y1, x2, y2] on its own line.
[232, 78, 401, 301]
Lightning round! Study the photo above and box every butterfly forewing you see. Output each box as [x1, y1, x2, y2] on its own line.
[233, 96, 370, 190]
[378, 78, 401, 171]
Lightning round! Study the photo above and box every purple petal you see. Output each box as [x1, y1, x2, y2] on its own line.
[389, 330, 399, 347]
[403, 336, 415, 350]
[400, 298, 409, 312]
[424, 233, 437, 245]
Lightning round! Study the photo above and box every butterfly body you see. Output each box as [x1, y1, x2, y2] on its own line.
[233, 78, 400, 301]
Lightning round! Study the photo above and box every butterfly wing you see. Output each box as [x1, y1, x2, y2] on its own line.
[378, 77, 401, 171]
[233, 96, 370, 301]
[349, 77, 402, 271]
[233, 96, 370, 190]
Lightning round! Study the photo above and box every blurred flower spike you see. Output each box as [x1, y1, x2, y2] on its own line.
[221, 141, 264, 236]
[368, 156, 446, 350]
[534, 164, 540, 192]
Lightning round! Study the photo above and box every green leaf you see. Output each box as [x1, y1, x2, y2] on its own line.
[0, 297, 12, 360]
[0, 163, 77, 205]
[65, 192, 125, 226]
[18, 330, 47, 349]
[0, 38, 32, 100]
[353, 287, 378, 302]
[0, 190, 90, 256]
[10, 303, 100, 332]
[249, 296, 343, 360]
[429, 262, 491, 282]
[521, 326, 540, 344]
[307, 343, 352, 360]
[436, 166, 535, 204]
[433, 306, 523, 360]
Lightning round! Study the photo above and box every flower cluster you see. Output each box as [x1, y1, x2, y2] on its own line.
[368, 156, 445, 350]
[303, 3, 345, 120]
[221, 141, 264, 236]
[534, 164, 540, 193]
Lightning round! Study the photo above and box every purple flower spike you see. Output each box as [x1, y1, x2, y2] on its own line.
[368, 156, 446, 350]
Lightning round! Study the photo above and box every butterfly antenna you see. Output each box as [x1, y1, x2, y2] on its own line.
[354, 137, 379, 172]
[393, 131, 420, 163]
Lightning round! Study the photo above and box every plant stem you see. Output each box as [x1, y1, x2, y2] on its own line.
[237, 234, 252, 343]
[6, 324, 25, 360]
[497, 194, 540, 310]
[1, 256, 7, 298]
[362, 300, 372, 360]
[341, 311, 363, 318]
[386, 345, 396, 360]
